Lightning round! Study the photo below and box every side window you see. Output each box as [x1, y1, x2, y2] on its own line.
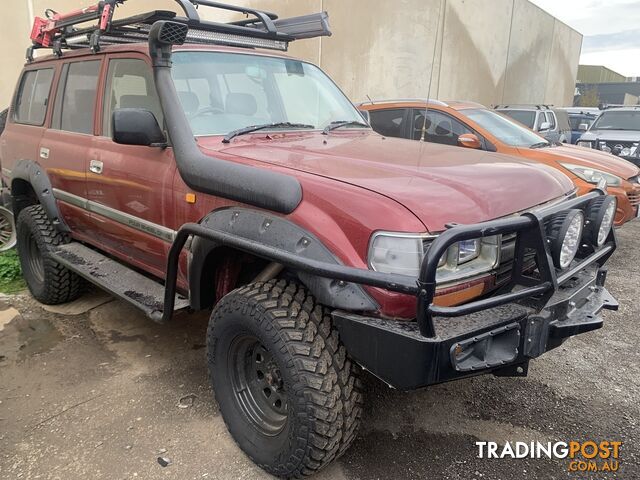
[546, 112, 556, 130]
[13, 69, 54, 126]
[412, 109, 472, 145]
[535, 112, 546, 130]
[369, 109, 407, 139]
[103, 58, 163, 137]
[52, 60, 101, 135]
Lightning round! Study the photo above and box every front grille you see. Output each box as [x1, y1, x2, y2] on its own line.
[604, 140, 636, 150]
[496, 233, 537, 285]
[628, 189, 640, 208]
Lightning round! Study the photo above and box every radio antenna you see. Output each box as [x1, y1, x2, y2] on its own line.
[420, 0, 444, 142]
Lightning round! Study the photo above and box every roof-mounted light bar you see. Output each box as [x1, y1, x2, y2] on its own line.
[186, 29, 289, 51]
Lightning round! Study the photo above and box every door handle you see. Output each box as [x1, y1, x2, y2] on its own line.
[89, 160, 104, 175]
[40, 147, 50, 160]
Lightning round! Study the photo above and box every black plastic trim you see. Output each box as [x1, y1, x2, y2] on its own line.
[189, 208, 378, 312]
[10, 160, 69, 232]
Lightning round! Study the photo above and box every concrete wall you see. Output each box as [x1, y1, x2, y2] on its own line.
[0, 0, 582, 109]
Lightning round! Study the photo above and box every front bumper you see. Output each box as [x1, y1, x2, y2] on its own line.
[333, 266, 618, 390]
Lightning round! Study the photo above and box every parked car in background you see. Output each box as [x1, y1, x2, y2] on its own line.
[494, 104, 571, 144]
[577, 106, 640, 167]
[360, 99, 640, 226]
[561, 107, 600, 144]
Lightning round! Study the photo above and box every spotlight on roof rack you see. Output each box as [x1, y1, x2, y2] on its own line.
[271, 12, 332, 40]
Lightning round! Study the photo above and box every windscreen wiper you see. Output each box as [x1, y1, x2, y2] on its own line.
[223, 122, 315, 143]
[322, 120, 370, 135]
[530, 141, 551, 149]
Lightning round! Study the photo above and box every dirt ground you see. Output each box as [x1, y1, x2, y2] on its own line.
[1, 222, 638, 480]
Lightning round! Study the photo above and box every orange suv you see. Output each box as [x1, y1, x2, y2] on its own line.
[360, 100, 640, 226]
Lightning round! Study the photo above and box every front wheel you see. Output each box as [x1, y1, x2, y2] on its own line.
[207, 280, 362, 478]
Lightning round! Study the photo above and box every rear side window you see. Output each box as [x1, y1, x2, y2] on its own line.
[369, 109, 407, 138]
[13, 69, 54, 126]
[52, 60, 101, 135]
[545, 112, 556, 129]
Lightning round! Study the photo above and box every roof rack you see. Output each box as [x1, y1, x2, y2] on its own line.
[598, 103, 640, 110]
[493, 104, 555, 110]
[27, 0, 331, 61]
[357, 98, 449, 107]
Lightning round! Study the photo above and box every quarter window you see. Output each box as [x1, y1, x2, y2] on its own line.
[369, 109, 407, 139]
[103, 58, 163, 137]
[52, 60, 101, 135]
[13, 69, 54, 126]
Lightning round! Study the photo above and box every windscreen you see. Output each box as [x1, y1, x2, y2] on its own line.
[171, 51, 365, 136]
[465, 109, 548, 147]
[498, 110, 536, 129]
[591, 110, 640, 131]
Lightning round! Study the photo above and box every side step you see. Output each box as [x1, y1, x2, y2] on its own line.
[50, 242, 189, 322]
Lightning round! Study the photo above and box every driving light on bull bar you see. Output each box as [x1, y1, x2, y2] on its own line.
[585, 196, 617, 247]
[546, 210, 584, 269]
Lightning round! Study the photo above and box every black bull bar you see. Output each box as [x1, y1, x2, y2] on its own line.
[157, 191, 617, 338]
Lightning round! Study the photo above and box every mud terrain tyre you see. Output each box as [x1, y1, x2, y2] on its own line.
[16, 205, 84, 304]
[207, 279, 362, 478]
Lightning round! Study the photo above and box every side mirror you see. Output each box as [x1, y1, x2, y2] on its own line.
[539, 121, 551, 132]
[112, 108, 166, 147]
[359, 109, 371, 124]
[458, 133, 482, 149]
[578, 123, 589, 131]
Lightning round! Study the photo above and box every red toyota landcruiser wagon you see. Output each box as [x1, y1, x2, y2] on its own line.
[0, 1, 620, 477]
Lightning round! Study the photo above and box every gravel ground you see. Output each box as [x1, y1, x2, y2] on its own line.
[0, 221, 638, 480]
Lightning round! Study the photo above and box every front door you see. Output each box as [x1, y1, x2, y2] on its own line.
[87, 55, 176, 279]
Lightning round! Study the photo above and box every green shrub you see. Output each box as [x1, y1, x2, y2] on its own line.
[0, 250, 26, 294]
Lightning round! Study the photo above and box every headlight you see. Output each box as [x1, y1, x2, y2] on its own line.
[585, 196, 617, 247]
[560, 163, 623, 187]
[457, 239, 480, 264]
[368, 233, 425, 276]
[546, 210, 584, 269]
[368, 232, 499, 282]
[577, 141, 593, 148]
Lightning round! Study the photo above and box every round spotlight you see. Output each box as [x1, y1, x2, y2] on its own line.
[585, 196, 617, 247]
[547, 210, 584, 269]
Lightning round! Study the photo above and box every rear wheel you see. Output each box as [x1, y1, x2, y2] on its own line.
[16, 205, 84, 304]
[0, 206, 16, 251]
[207, 280, 362, 478]
[0, 109, 7, 135]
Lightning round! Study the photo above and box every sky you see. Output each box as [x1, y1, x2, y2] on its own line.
[530, 0, 640, 77]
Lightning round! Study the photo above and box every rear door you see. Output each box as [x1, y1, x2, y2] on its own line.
[87, 54, 176, 279]
[368, 108, 410, 139]
[0, 66, 56, 190]
[42, 58, 102, 236]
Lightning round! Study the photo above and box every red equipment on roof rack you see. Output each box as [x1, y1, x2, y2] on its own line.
[27, 0, 331, 61]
